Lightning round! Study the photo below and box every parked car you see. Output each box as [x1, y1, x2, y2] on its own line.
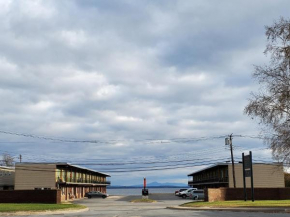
[189, 190, 204, 200]
[85, 191, 109, 199]
[179, 188, 197, 198]
[175, 188, 187, 196]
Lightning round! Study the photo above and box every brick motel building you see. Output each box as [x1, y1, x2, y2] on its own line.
[0, 166, 15, 190]
[15, 162, 110, 201]
[187, 162, 290, 201]
[188, 163, 284, 189]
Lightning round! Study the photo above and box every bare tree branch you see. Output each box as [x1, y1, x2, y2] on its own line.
[1, 153, 14, 167]
[245, 17, 290, 162]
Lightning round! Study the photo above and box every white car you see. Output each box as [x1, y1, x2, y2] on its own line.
[189, 190, 204, 200]
[179, 188, 197, 198]
[175, 188, 187, 196]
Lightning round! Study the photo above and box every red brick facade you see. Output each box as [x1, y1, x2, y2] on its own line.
[60, 185, 107, 201]
[205, 188, 290, 202]
[0, 190, 61, 204]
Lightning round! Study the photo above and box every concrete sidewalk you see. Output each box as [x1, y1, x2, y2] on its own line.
[167, 206, 290, 213]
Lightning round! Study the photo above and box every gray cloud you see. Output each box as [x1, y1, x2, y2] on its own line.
[0, 0, 288, 185]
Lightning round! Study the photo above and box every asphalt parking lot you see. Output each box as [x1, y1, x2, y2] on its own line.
[9, 194, 290, 217]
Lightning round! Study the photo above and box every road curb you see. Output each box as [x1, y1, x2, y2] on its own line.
[167, 206, 290, 213]
[0, 207, 89, 216]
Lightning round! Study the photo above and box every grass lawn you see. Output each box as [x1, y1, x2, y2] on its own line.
[182, 200, 290, 208]
[0, 203, 86, 213]
[131, 199, 157, 203]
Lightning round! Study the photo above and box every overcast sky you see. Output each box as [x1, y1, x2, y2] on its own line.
[0, 0, 289, 185]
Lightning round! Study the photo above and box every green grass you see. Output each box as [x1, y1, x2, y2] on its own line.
[131, 199, 157, 203]
[182, 200, 290, 208]
[0, 203, 86, 213]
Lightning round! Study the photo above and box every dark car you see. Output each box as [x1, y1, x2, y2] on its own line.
[85, 191, 109, 199]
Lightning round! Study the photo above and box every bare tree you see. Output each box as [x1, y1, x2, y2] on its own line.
[1, 153, 14, 167]
[245, 17, 290, 162]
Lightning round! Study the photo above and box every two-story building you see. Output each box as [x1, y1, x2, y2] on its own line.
[0, 166, 15, 190]
[188, 163, 284, 189]
[15, 162, 110, 201]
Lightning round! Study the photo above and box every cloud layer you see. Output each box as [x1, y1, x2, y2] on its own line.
[0, 0, 289, 185]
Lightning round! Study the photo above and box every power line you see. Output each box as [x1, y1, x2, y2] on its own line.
[0, 130, 229, 144]
[14, 158, 230, 173]
[233, 134, 269, 140]
[0, 129, 271, 147]
[0, 144, 268, 166]
[0, 130, 271, 170]
[0, 145, 230, 164]
[12, 157, 279, 174]
[75, 158, 232, 170]
[15, 157, 230, 171]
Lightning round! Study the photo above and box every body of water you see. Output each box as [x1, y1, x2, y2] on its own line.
[107, 188, 181, 196]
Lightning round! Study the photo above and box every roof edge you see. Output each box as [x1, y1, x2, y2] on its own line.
[15, 162, 110, 177]
[187, 162, 283, 176]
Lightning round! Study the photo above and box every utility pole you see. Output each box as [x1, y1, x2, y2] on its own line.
[225, 134, 236, 188]
[19, 154, 22, 163]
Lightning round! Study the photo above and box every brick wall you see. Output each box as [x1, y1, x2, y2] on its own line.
[205, 188, 290, 202]
[0, 190, 61, 204]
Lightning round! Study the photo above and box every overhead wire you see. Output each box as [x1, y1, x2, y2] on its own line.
[0, 130, 228, 144]
[0, 130, 274, 173]
[13, 158, 231, 173]
[3, 145, 229, 164]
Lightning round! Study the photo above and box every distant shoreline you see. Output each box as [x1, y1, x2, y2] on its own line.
[108, 186, 187, 189]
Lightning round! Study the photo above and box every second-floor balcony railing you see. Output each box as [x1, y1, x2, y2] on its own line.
[188, 177, 228, 185]
[57, 178, 111, 185]
[92, 180, 111, 185]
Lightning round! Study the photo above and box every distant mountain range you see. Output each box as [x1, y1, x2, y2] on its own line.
[108, 181, 188, 188]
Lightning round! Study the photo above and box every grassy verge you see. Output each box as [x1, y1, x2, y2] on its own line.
[131, 199, 157, 203]
[182, 200, 290, 208]
[0, 203, 86, 213]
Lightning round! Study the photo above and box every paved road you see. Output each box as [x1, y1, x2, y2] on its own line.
[10, 194, 290, 217]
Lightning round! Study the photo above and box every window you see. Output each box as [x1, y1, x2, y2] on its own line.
[35, 187, 51, 190]
[56, 169, 61, 182]
[62, 170, 66, 182]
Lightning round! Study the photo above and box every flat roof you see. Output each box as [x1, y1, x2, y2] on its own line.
[0, 166, 15, 170]
[188, 163, 228, 176]
[15, 162, 110, 177]
[187, 162, 283, 176]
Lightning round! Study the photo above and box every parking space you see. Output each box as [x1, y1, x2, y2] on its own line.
[70, 195, 290, 217]
[116, 193, 186, 201]
[9, 194, 290, 217]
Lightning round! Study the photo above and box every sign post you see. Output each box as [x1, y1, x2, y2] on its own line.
[242, 151, 254, 202]
[142, 177, 149, 199]
[242, 153, 247, 201]
[250, 151, 254, 202]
